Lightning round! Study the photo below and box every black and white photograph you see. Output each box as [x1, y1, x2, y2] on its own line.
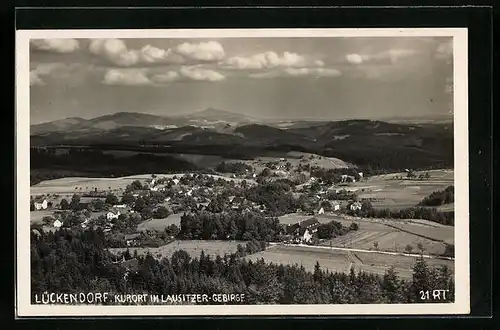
[16, 28, 469, 316]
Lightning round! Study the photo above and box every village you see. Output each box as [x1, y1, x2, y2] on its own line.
[30, 155, 455, 279]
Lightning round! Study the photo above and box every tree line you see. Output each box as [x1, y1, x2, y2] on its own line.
[178, 211, 281, 242]
[31, 227, 454, 305]
[418, 186, 454, 207]
[348, 202, 454, 226]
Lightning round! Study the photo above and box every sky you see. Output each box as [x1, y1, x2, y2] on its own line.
[29, 36, 453, 124]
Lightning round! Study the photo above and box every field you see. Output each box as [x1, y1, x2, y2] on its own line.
[316, 214, 454, 255]
[227, 151, 351, 174]
[246, 244, 454, 279]
[351, 169, 454, 209]
[30, 172, 254, 197]
[108, 240, 245, 259]
[278, 213, 333, 225]
[137, 214, 182, 231]
[30, 210, 55, 224]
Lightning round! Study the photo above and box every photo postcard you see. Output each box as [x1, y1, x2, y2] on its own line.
[16, 27, 470, 317]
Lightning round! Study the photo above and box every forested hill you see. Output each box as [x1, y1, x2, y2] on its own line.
[31, 228, 455, 305]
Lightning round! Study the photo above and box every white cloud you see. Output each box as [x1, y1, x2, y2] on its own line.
[346, 54, 365, 64]
[89, 39, 186, 67]
[102, 68, 152, 86]
[29, 63, 68, 86]
[175, 41, 225, 61]
[151, 71, 179, 83]
[224, 51, 323, 70]
[249, 67, 341, 79]
[346, 49, 417, 64]
[30, 71, 45, 86]
[31, 39, 80, 53]
[89, 39, 140, 67]
[179, 66, 225, 81]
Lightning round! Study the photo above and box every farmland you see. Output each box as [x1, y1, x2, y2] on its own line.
[30, 172, 255, 197]
[137, 214, 182, 231]
[351, 169, 454, 209]
[315, 214, 454, 255]
[226, 151, 351, 174]
[246, 244, 454, 279]
[108, 240, 245, 259]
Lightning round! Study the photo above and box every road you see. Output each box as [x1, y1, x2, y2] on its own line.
[279, 243, 454, 261]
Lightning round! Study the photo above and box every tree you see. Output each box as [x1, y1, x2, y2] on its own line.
[42, 216, 54, 226]
[349, 222, 359, 231]
[373, 241, 379, 250]
[411, 256, 430, 299]
[154, 206, 171, 219]
[443, 244, 454, 257]
[121, 193, 135, 205]
[416, 242, 425, 254]
[382, 266, 403, 303]
[70, 194, 81, 211]
[405, 244, 414, 254]
[91, 199, 105, 211]
[105, 193, 119, 205]
[30, 201, 35, 211]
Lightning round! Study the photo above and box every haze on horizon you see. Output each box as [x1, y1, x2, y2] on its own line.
[29, 36, 453, 125]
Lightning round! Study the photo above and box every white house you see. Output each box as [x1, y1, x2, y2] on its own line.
[318, 207, 325, 215]
[107, 211, 121, 220]
[34, 199, 48, 211]
[332, 202, 340, 211]
[172, 179, 180, 185]
[53, 219, 63, 228]
[302, 229, 313, 243]
[113, 204, 127, 208]
[358, 172, 364, 178]
[150, 186, 159, 192]
[349, 201, 362, 211]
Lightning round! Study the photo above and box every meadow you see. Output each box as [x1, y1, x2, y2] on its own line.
[108, 240, 245, 259]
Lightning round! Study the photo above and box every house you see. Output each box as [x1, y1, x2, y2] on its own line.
[341, 175, 356, 183]
[358, 172, 364, 178]
[113, 204, 127, 208]
[286, 217, 321, 243]
[107, 211, 121, 220]
[172, 179, 180, 185]
[318, 207, 325, 215]
[150, 186, 159, 192]
[125, 233, 141, 247]
[332, 202, 340, 211]
[53, 219, 63, 228]
[34, 199, 48, 211]
[349, 201, 362, 211]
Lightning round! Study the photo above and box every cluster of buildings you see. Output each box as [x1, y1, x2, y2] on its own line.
[282, 217, 321, 244]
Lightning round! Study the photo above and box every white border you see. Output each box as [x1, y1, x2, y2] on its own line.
[16, 28, 469, 317]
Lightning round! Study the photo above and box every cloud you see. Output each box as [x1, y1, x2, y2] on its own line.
[224, 51, 324, 70]
[30, 71, 45, 86]
[102, 68, 152, 86]
[175, 41, 225, 61]
[89, 39, 185, 67]
[90, 39, 141, 67]
[151, 71, 179, 83]
[31, 39, 80, 53]
[346, 49, 418, 65]
[179, 66, 225, 81]
[249, 67, 341, 79]
[30, 63, 69, 86]
[89, 39, 224, 67]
